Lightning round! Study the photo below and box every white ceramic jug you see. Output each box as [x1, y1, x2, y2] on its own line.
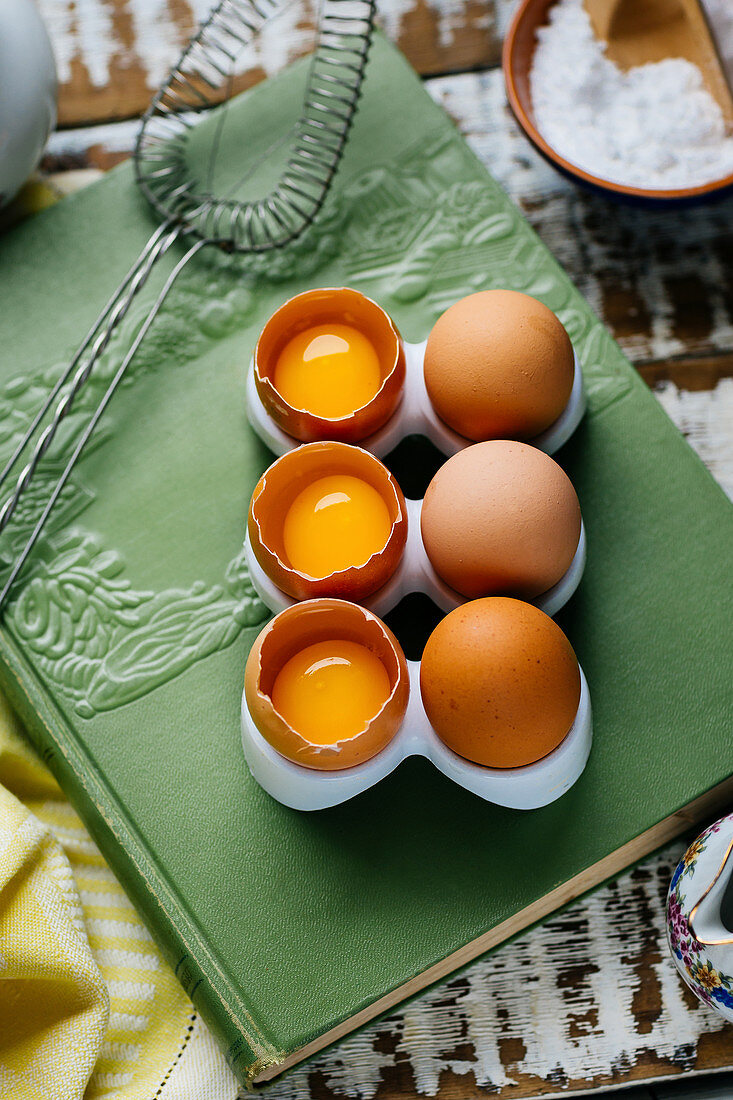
[0, 0, 57, 207]
[667, 811, 733, 1020]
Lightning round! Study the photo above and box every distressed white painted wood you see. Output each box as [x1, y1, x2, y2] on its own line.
[38, 0, 499, 124]
[41, 0, 316, 88]
[655, 380, 733, 499]
[40, 0, 493, 88]
[46, 118, 139, 160]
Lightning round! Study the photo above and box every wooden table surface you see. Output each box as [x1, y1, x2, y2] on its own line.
[30, 1, 733, 1097]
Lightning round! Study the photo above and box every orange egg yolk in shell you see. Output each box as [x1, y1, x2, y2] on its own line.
[282, 474, 392, 579]
[271, 640, 391, 745]
[274, 323, 382, 419]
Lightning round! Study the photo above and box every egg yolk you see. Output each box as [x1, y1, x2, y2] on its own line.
[273, 323, 382, 418]
[283, 474, 392, 578]
[272, 640, 391, 745]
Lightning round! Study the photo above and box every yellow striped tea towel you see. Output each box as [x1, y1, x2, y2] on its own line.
[0, 694, 238, 1100]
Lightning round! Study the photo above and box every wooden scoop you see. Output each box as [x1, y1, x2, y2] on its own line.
[585, 0, 733, 129]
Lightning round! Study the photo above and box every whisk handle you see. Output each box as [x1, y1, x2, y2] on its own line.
[0, 225, 181, 543]
[0, 225, 196, 609]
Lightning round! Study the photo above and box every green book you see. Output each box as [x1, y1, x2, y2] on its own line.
[0, 34, 731, 1088]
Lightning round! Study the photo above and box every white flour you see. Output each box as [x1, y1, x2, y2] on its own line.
[529, 0, 733, 190]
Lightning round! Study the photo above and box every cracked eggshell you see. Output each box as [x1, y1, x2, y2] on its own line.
[244, 599, 410, 770]
[420, 440, 581, 600]
[420, 597, 581, 768]
[248, 441, 407, 602]
[254, 287, 405, 443]
[424, 289, 575, 441]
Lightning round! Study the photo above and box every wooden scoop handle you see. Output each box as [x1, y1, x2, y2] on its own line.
[585, 0, 733, 129]
[679, 0, 733, 129]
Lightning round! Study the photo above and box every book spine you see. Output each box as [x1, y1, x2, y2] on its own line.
[0, 636, 281, 1088]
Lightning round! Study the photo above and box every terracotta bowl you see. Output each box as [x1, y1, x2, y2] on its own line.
[503, 0, 733, 207]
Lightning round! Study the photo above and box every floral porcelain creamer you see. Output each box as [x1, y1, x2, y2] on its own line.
[667, 812, 733, 1019]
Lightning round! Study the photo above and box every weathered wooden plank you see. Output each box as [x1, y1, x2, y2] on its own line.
[44, 119, 140, 171]
[652, 378, 733, 500]
[640, 355, 733, 393]
[40, 0, 499, 127]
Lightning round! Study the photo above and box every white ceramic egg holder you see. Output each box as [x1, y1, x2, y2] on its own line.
[243, 326, 590, 811]
[241, 661, 592, 811]
[245, 500, 586, 619]
[246, 340, 586, 458]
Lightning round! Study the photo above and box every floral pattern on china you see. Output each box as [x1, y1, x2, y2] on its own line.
[667, 812, 733, 1019]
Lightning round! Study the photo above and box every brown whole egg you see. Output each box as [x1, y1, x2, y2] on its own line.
[421, 440, 581, 600]
[423, 289, 574, 441]
[420, 597, 581, 768]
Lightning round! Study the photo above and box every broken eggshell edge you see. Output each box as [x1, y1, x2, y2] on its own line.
[242, 657, 592, 810]
[243, 598, 410, 772]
